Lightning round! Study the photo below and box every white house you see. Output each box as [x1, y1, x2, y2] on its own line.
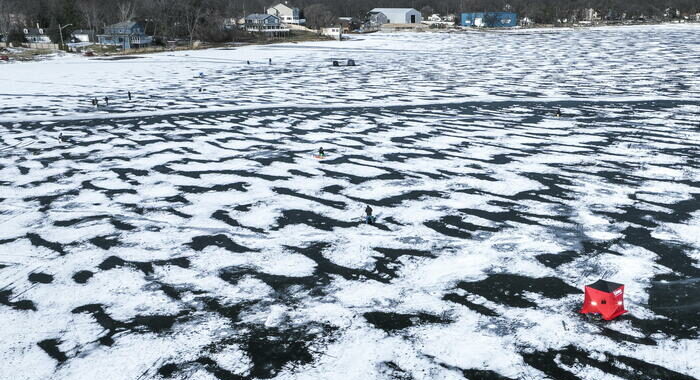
[71, 30, 94, 43]
[369, 8, 422, 25]
[267, 2, 305, 25]
[321, 26, 342, 40]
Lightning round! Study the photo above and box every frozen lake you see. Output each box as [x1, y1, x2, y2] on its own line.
[1, 25, 699, 380]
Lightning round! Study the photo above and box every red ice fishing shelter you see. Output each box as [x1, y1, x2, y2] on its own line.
[580, 279, 628, 320]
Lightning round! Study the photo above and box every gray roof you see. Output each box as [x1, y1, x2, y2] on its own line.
[24, 28, 44, 35]
[106, 21, 139, 29]
[370, 8, 418, 13]
[268, 3, 297, 11]
[246, 13, 278, 21]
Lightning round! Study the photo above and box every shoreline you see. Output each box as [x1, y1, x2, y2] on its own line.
[0, 32, 334, 61]
[1, 21, 697, 64]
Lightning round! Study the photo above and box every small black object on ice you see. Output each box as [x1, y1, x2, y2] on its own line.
[330, 58, 357, 67]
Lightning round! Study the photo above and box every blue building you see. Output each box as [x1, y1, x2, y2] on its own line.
[97, 21, 152, 50]
[461, 12, 518, 27]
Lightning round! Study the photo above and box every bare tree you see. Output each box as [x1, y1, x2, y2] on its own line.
[179, 0, 207, 47]
[420, 5, 435, 18]
[304, 3, 336, 30]
[117, 0, 135, 22]
[78, 0, 101, 32]
[0, 0, 14, 42]
[141, 0, 173, 41]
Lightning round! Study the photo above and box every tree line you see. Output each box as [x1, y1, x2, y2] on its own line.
[1, 0, 698, 45]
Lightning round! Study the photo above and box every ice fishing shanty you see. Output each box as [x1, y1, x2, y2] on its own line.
[580, 279, 628, 320]
[331, 58, 356, 67]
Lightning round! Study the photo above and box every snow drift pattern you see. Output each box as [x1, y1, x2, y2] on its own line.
[0, 27, 699, 380]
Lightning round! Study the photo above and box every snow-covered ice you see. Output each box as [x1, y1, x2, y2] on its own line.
[1, 25, 699, 380]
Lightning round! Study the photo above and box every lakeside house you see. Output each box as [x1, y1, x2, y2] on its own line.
[24, 27, 52, 43]
[70, 29, 94, 43]
[461, 12, 518, 27]
[338, 17, 362, 33]
[245, 14, 290, 36]
[97, 21, 152, 49]
[267, 2, 305, 25]
[66, 29, 95, 52]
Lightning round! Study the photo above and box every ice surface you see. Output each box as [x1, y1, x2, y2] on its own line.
[1, 25, 700, 380]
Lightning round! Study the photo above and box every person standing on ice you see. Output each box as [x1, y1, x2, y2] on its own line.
[269, 58, 272, 65]
[556, 108, 562, 117]
[318, 147, 325, 157]
[104, 96, 109, 106]
[365, 205, 374, 224]
[128, 91, 132, 101]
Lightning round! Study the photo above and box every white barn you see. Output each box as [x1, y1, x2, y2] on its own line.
[369, 8, 422, 25]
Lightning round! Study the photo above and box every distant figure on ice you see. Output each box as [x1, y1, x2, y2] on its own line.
[269, 58, 272, 65]
[318, 147, 325, 157]
[58, 133, 64, 143]
[94, 98, 99, 107]
[104, 96, 109, 106]
[365, 205, 375, 224]
[247, 60, 250, 65]
[128, 91, 132, 100]
[556, 108, 562, 117]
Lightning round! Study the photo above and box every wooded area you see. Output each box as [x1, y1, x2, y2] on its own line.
[1, 0, 699, 45]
